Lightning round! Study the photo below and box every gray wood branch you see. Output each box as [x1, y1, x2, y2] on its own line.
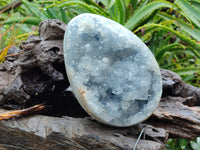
[0, 111, 167, 150]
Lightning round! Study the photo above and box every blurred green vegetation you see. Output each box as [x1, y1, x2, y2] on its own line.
[166, 138, 200, 150]
[1, 0, 200, 149]
[1, 0, 200, 85]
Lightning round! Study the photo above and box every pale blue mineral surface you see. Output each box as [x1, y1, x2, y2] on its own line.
[64, 13, 162, 127]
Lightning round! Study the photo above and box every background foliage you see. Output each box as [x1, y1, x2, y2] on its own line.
[1, 0, 200, 149]
[1, 0, 200, 85]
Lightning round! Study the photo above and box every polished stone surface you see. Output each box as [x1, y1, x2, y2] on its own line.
[64, 13, 162, 127]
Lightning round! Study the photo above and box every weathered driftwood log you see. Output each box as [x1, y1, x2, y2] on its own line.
[0, 109, 167, 150]
[0, 19, 200, 150]
[151, 69, 200, 139]
[161, 69, 200, 105]
[147, 96, 200, 139]
[0, 19, 69, 111]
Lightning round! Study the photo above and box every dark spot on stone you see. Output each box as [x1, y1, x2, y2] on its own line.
[94, 32, 100, 41]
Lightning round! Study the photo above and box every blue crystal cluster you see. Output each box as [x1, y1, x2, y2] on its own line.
[64, 13, 162, 127]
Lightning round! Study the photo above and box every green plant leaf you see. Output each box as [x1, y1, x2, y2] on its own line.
[0, 13, 7, 19]
[22, 0, 49, 20]
[172, 67, 200, 75]
[107, 0, 116, 9]
[130, 0, 138, 11]
[60, 7, 68, 23]
[190, 141, 200, 150]
[157, 12, 200, 41]
[179, 138, 188, 149]
[15, 24, 33, 33]
[84, 0, 105, 11]
[46, 1, 103, 15]
[99, 0, 108, 6]
[2, 17, 41, 25]
[109, 0, 125, 24]
[197, 137, 200, 149]
[156, 43, 184, 62]
[135, 24, 200, 54]
[175, 0, 200, 29]
[117, 0, 125, 24]
[191, 0, 200, 4]
[183, 74, 196, 82]
[161, 55, 194, 69]
[46, 7, 59, 19]
[125, 1, 173, 30]
[191, 0, 200, 10]
[136, 0, 150, 11]
[166, 139, 179, 150]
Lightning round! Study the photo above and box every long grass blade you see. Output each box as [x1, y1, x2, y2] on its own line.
[135, 24, 200, 52]
[46, 1, 103, 15]
[107, 0, 116, 9]
[46, 7, 59, 19]
[109, 0, 125, 24]
[156, 43, 185, 62]
[172, 67, 200, 75]
[125, 1, 173, 30]
[2, 17, 41, 25]
[0, 45, 14, 63]
[22, 0, 48, 20]
[60, 7, 68, 23]
[175, 0, 200, 29]
[157, 12, 200, 41]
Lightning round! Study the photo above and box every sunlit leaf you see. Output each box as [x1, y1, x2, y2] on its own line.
[176, 0, 200, 29]
[125, 1, 173, 30]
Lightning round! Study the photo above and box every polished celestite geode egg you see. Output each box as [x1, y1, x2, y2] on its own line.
[63, 13, 162, 127]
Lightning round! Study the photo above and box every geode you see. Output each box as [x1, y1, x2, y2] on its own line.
[63, 13, 162, 127]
